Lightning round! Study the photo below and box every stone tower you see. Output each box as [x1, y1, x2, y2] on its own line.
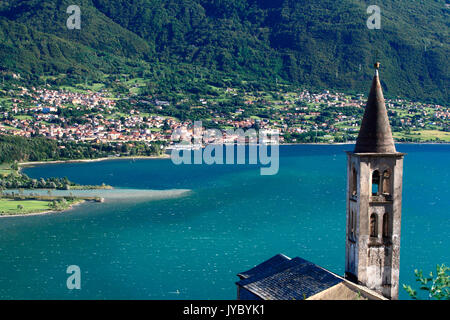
[345, 63, 405, 300]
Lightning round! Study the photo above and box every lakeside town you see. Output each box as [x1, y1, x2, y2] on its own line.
[0, 80, 449, 148]
[0, 74, 447, 218]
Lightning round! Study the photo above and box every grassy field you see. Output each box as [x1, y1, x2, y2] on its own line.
[105, 112, 129, 120]
[0, 125, 19, 131]
[0, 163, 14, 177]
[393, 130, 450, 142]
[14, 115, 33, 121]
[0, 198, 53, 216]
[0, 197, 83, 216]
[59, 85, 89, 94]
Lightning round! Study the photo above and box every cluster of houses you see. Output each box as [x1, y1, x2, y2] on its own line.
[0, 112, 170, 143]
[0, 85, 448, 145]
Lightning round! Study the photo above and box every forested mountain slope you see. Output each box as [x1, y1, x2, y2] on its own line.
[0, 0, 448, 103]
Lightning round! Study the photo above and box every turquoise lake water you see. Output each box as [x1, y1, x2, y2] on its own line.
[0, 144, 448, 299]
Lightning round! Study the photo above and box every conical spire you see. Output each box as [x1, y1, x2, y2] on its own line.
[354, 63, 396, 153]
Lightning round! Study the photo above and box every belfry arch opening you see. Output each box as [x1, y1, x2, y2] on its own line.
[370, 213, 378, 238]
[382, 170, 391, 195]
[372, 170, 380, 196]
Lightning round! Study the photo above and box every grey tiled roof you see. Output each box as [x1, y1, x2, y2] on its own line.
[237, 254, 290, 280]
[236, 255, 343, 300]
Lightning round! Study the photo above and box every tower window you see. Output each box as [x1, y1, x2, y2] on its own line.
[351, 167, 357, 196]
[370, 213, 378, 238]
[382, 170, 391, 195]
[383, 213, 390, 238]
[349, 210, 356, 241]
[372, 170, 380, 196]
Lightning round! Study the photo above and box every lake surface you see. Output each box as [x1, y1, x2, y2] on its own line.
[0, 144, 449, 299]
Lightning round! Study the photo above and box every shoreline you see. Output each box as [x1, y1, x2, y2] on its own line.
[16, 142, 449, 168]
[0, 188, 192, 218]
[19, 154, 170, 168]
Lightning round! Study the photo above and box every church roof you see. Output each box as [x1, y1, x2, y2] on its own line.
[236, 254, 387, 300]
[354, 65, 396, 153]
[237, 254, 290, 280]
[236, 255, 343, 300]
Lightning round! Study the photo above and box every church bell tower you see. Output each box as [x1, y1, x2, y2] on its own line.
[345, 63, 405, 300]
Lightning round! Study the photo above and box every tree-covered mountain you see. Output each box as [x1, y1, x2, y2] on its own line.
[0, 0, 448, 103]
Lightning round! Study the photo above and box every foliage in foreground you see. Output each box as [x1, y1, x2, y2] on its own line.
[403, 264, 450, 300]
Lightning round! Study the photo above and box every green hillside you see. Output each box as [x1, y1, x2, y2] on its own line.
[0, 0, 448, 103]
